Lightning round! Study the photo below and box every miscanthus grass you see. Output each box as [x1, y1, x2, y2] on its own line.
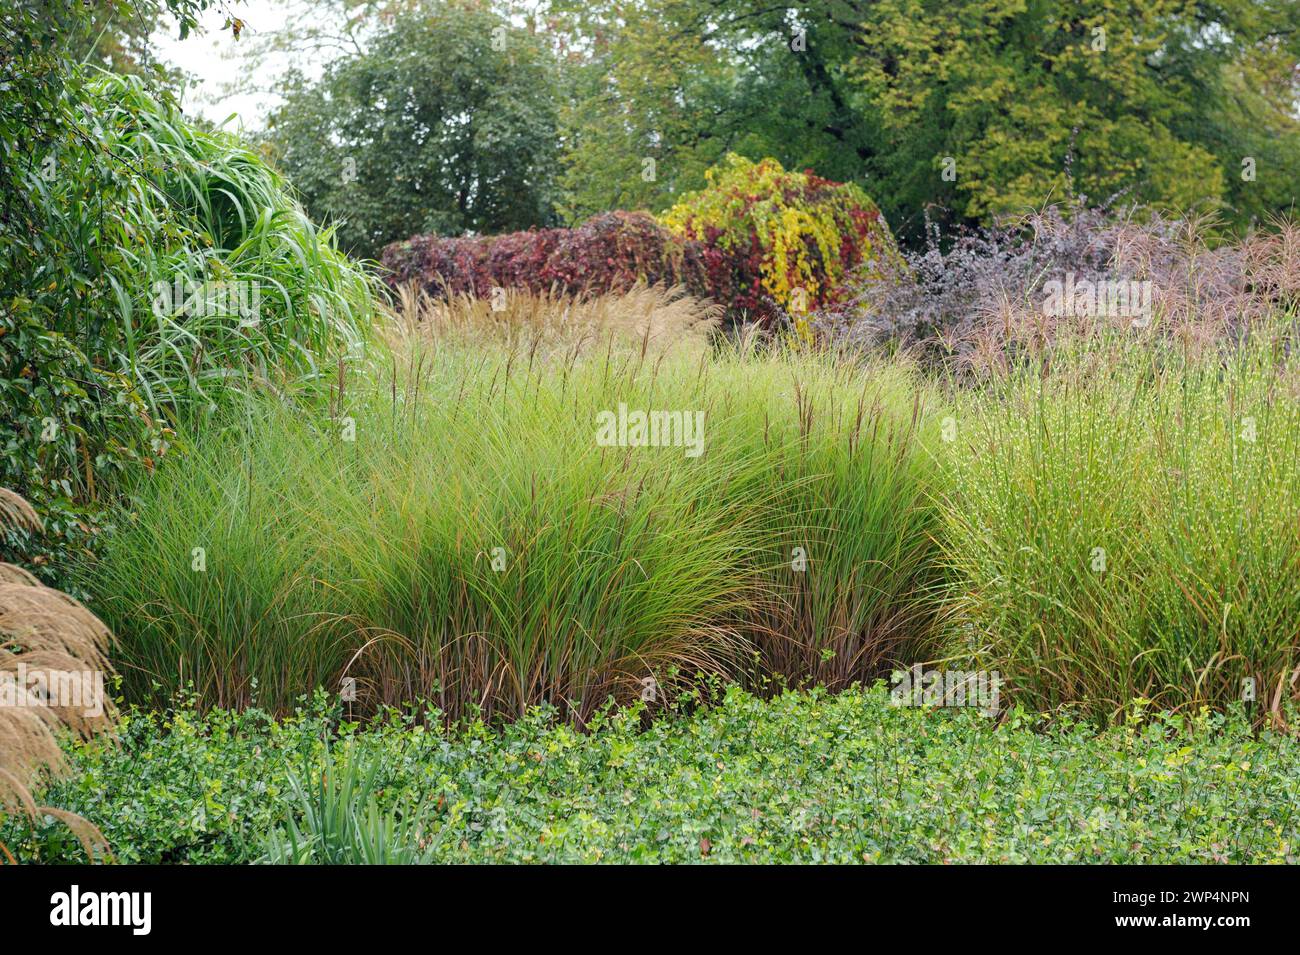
[72, 72, 378, 417]
[84, 330, 945, 719]
[942, 324, 1300, 723]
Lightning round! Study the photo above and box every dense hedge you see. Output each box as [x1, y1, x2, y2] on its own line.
[381, 210, 722, 309]
[381, 157, 898, 327]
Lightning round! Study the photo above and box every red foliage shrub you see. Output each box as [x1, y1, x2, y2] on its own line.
[381, 159, 901, 329]
[381, 211, 775, 323]
[660, 156, 899, 337]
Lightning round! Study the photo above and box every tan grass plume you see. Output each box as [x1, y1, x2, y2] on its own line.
[0, 489, 114, 862]
[384, 282, 720, 361]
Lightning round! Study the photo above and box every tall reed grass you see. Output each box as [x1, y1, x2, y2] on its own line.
[85, 300, 944, 719]
[70, 72, 378, 417]
[80, 282, 1300, 725]
[942, 324, 1300, 722]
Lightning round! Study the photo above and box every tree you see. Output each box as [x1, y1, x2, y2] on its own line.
[546, 0, 1300, 241]
[546, 1, 891, 223]
[847, 0, 1300, 230]
[71, 0, 185, 79]
[264, 0, 562, 259]
[546, 0, 734, 222]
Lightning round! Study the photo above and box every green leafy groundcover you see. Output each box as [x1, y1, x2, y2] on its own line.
[12, 685, 1298, 864]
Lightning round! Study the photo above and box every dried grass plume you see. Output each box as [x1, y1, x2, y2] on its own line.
[0, 488, 114, 862]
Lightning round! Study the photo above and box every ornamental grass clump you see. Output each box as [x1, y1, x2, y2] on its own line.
[697, 351, 946, 689]
[86, 297, 944, 719]
[941, 324, 1300, 723]
[89, 349, 762, 720]
[80, 72, 379, 414]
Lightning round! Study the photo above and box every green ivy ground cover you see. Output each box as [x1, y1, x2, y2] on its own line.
[10, 685, 1298, 864]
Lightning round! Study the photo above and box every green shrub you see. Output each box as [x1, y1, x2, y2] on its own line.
[942, 327, 1300, 722]
[82, 336, 944, 717]
[10, 686, 1298, 864]
[2, 62, 378, 587]
[2, 1, 211, 587]
[3, 698, 329, 865]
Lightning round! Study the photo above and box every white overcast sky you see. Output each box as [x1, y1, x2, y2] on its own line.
[152, 1, 545, 131]
[151, 3, 300, 132]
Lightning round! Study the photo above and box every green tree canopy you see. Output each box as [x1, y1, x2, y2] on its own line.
[848, 0, 1300, 229]
[264, 0, 561, 259]
[547, 0, 1300, 239]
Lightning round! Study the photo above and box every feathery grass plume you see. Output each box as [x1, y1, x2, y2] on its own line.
[0, 489, 115, 862]
[386, 282, 719, 361]
[941, 322, 1300, 725]
[0, 489, 41, 533]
